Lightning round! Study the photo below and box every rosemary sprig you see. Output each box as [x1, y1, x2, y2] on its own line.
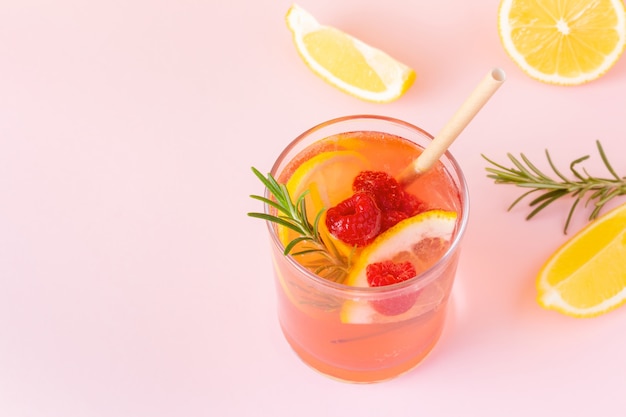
[482, 140, 626, 234]
[248, 167, 351, 282]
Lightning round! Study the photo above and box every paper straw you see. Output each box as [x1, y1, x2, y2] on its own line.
[399, 67, 506, 186]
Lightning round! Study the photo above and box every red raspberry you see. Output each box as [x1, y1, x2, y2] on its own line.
[367, 260, 416, 286]
[399, 192, 427, 217]
[325, 192, 381, 246]
[380, 210, 408, 233]
[366, 260, 419, 315]
[353, 170, 427, 230]
[353, 171, 404, 211]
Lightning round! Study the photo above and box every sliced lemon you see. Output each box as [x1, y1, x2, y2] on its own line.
[285, 4, 416, 102]
[286, 150, 369, 213]
[498, 0, 626, 85]
[345, 210, 458, 287]
[278, 150, 370, 263]
[537, 203, 626, 317]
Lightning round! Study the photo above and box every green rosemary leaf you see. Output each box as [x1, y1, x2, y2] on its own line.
[564, 198, 581, 234]
[284, 236, 314, 255]
[248, 212, 305, 235]
[251, 167, 281, 199]
[594, 140, 620, 181]
[528, 189, 568, 208]
[507, 189, 540, 211]
[569, 155, 591, 181]
[312, 209, 325, 241]
[508, 153, 535, 178]
[526, 195, 560, 220]
[545, 149, 570, 183]
[520, 153, 553, 182]
[292, 248, 328, 257]
[597, 188, 621, 206]
[249, 194, 291, 216]
[526, 189, 568, 219]
[481, 154, 511, 171]
[485, 170, 525, 183]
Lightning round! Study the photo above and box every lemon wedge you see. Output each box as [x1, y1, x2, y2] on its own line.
[537, 203, 626, 317]
[498, 0, 626, 85]
[285, 4, 416, 102]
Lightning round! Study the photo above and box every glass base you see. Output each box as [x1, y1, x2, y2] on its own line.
[281, 323, 444, 383]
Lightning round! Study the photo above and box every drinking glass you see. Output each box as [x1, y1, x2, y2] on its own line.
[264, 115, 469, 383]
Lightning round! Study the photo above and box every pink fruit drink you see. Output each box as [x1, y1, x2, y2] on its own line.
[263, 116, 468, 382]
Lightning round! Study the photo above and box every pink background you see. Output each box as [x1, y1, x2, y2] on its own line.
[1, 0, 626, 416]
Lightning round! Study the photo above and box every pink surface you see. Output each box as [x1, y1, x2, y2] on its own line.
[1, 1, 626, 416]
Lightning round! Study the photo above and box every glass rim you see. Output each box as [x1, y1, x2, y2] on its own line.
[265, 114, 470, 296]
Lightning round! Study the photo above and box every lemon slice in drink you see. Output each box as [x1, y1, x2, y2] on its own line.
[341, 210, 457, 324]
[498, 0, 626, 85]
[285, 4, 416, 102]
[537, 203, 626, 317]
[278, 150, 370, 260]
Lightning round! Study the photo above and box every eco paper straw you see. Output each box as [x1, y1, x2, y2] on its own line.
[399, 67, 506, 186]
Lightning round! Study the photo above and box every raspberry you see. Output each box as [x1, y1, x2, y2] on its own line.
[352, 170, 427, 231]
[325, 192, 381, 246]
[353, 171, 404, 211]
[380, 210, 408, 233]
[367, 260, 416, 286]
[399, 192, 427, 217]
[366, 260, 419, 315]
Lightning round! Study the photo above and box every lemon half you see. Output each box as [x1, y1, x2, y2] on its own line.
[498, 0, 626, 85]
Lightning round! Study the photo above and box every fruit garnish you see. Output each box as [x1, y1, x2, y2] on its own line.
[287, 150, 370, 212]
[482, 140, 626, 233]
[325, 192, 382, 247]
[339, 210, 457, 324]
[536, 202, 626, 317]
[379, 210, 409, 234]
[353, 170, 405, 211]
[498, 0, 626, 85]
[248, 167, 350, 282]
[285, 4, 416, 102]
[344, 210, 457, 287]
[325, 170, 430, 247]
[367, 260, 417, 287]
[367, 261, 419, 315]
[282, 150, 370, 258]
[354, 170, 427, 231]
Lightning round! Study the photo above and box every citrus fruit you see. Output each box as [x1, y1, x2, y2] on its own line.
[279, 150, 370, 260]
[498, 0, 626, 85]
[345, 210, 458, 287]
[537, 203, 626, 317]
[340, 210, 458, 324]
[285, 4, 416, 102]
[286, 150, 369, 213]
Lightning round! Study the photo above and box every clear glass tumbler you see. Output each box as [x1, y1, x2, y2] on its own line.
[264, 115, 469, 383]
